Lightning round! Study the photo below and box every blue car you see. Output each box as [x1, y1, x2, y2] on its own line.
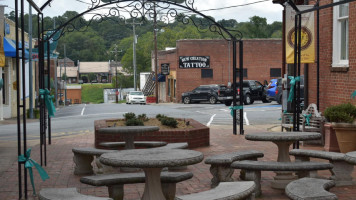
[266, 78, 279, 102]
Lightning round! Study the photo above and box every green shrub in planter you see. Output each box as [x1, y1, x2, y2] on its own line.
[137, 114, 148, 121]
[27, 109, 40, 119]
[123, 112, 136, 120]
[156, 114, 168, 121]
[161, 117, 178, 128]
[324, 103, 356, 123]
[125, 118, 144, 126]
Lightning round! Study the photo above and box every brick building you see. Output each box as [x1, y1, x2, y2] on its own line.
[306, 0, 356, 111]
[154, 39, 282, 103]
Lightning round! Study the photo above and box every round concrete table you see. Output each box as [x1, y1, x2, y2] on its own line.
[345, 151, 356, 164]
[98, 126, 159, 149]
[100, 148, 203, 200]
[245, 132, 321, 189]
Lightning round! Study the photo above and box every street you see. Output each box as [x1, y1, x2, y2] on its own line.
[0, 101, 281, 141]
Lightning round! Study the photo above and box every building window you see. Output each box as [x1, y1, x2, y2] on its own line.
[270, 68, 281, 77]
[2, 73, 5, 104]
[332, 1, 349, 67]
[236, 68, 248, 78]
[201, 69, 213, 78]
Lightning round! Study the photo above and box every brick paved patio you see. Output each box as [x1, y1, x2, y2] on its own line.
[0, 125, 355, 200]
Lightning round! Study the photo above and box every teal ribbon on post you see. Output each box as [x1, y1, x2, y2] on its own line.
[287, 76, 300, 102]
[18, 149, 49, 195]
[229, 105, 243, 117]
[351, 90, 356, 99]
[39, 89, 56, 118]
[303, 114, 312, 126]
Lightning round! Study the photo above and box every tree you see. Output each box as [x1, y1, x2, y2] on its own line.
[61, 73, 68, 81]
[88, 73, 97, 82]
[112, 74, 134, 88]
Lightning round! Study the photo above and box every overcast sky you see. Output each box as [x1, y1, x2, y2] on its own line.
[2, 0, 283, 24]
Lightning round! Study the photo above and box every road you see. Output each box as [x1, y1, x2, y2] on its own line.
[0, 101, 281, 141]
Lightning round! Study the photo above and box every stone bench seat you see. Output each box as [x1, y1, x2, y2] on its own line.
[204, 150, 264, 187]
[39, 188, 112, 200]
[285, 178, 337, 200]
[99, 141, 167, 149]
[290, 149, 354, 186]
[72, 147, 118, 175]
[175, 182, 256, 200]
[80, 171, 193, 200]
[156, 142, 188, 149]
[231, 160, 333, 196]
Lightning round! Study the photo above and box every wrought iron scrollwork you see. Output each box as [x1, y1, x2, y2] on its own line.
[45, 0, 242, 42]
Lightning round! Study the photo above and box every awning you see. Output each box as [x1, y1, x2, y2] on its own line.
[3, 37, 29, 59]
[152, 74, 166, 82]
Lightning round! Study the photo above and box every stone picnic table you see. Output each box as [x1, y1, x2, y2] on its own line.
[100, 148, 204, 200]
[345, 151, 356, 164]
[245, 131, 321, 189]
[98, 126, 159, 149]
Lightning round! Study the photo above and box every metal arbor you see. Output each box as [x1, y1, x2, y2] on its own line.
[14, 0, 245, 198]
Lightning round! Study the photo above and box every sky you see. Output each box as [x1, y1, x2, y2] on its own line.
[2, 0, 284, 24]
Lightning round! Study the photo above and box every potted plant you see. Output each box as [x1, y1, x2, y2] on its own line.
[324, 103, 356, 153]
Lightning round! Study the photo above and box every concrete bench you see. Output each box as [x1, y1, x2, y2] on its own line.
[175, 182, 256, 200]
[285, 178, 337, 200]
[39, 188, 112, 200]
[80, 171, 193, 200]
[290, 149, 354, 186]
[231, 160, 333, 196]
[72, 147, 118, 175]
[99, 141, 167, 149]
[204, 150, 264, 187]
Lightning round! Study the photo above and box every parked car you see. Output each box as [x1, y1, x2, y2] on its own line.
[231, 80, 269, 105]
[266, 78, 281, 102]
[126, 91, 146, 105]
[182, 84, 233, 105]
[274, 75, 304, 104]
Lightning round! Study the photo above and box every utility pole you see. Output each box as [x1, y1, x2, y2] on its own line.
[154, 3, 159, 104]
[0, 5, 6, 121]
[64, 44, 67, 106]
[126, 19, 141, 91]
[110, 44, 122, 103]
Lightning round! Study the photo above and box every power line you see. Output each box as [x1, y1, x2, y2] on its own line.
[182, 0, 270, 13]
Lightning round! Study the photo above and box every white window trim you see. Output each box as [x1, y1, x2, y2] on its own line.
[332, 0, 349, 67]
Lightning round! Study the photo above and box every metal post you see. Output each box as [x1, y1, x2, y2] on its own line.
[292, 14, 298, 134]
[29, 5, 34, 119]
[316, 1, 320, 110]
[64, 44, 67, 106]
[239, 40, 244, 135]
[154, 4, 159, 104]
[232, 40, 237, 135]
[14, 0, 23, 197]
[0, 5, 5, 121]
[47, 40, 50, 154]
[133, 20, 137, 91]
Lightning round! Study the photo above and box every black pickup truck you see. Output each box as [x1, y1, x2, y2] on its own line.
[230, 80, 270, 105]
[182, 84, 233, 105]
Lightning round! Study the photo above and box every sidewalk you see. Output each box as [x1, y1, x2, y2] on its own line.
[0, 124, 355, 200]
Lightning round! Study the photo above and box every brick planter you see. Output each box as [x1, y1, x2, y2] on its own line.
[94, 118, 210, 149]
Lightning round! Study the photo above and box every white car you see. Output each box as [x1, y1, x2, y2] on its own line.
[126, 91, 146, 105]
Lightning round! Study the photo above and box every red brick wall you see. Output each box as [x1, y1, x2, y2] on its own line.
[307, 1, 356, 112]
[158, 39, 282, 103]
[67, 89, 82, 104]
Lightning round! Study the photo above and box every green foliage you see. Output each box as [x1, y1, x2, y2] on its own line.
[61, 73, 68, 81]
[27, 108, 40, 119]
[88, 73, 97, 82]
[138, 114, 148, 121]
[125, 118, 144, 126]
[156, 114, 168, 121]
[161, 117, 178, 128]
[81, 84, 112, 104]
[324, 103, 356, 123]
[112, 74, 134, 89]
[123, 112, 136, 120]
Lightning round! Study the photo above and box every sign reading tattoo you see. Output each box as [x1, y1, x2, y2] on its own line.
[179, 56, 210, 69]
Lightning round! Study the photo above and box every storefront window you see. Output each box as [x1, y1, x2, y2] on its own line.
[174, 79, 176, 98]
[201, 69, 213, 78]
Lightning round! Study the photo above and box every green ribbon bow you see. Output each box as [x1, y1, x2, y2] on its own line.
[287, 76, 300, 102]
[229, 105, 243, 117]
[351, 90, 356, 99]
[18, 149, 49, 195]
[39, 89, 56, 118]
[303, 114, 312, 126]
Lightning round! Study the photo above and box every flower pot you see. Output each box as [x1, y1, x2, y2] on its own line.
[324, 123, 340, 152]
[332, 123, 356, 153]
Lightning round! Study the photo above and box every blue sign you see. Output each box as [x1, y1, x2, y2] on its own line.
[5, 23, 10, 35]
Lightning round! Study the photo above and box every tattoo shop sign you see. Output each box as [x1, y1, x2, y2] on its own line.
[179, 56, 210, 69]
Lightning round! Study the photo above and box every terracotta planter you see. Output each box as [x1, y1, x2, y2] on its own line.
[323, 123, 340, 152]
[332, 123, 356, 153]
